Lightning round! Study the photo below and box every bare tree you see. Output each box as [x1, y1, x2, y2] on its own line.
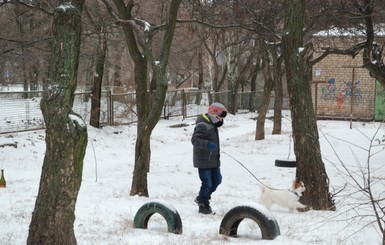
[357, 0, 385, 88]
[271, 44, 284, 135]
[305, 0, 385, 89]
[256, 43, 274, 140]
[27, 0, 87, 244]
[103, 0, 182, 196]
[183, 1, 262, 113]
[83, 1, 109, 128]
[322, 124, 385, 244]
[0, 1, 53, 91]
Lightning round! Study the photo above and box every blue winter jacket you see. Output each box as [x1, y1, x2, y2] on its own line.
[191, 113, 221, 168]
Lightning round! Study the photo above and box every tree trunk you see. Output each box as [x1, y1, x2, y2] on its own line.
[359, 1, 385, 89]
[113, 52, 122, 87]
[195, 47, 203, 105]
[28, 1, 86, 245]
[272, 46, 283, 135]
[90, 27, 107, 128]
[130, 128, 151, 196]
[249, 58, 260, 112]
[14, 3, 30, 98]
[256, 48, 274, 140]
[282, 0, 335, 210]
[229, 80, 240, 114]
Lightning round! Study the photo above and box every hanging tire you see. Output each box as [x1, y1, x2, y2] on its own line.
[219, 205, 280, 240]
[275, 159, 297, 168]
[133, 200, 183, 234]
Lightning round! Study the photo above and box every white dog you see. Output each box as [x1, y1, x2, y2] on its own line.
[260, 179, 307, 212]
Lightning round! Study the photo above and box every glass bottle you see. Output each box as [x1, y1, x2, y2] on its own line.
[0, 169, 6, 188]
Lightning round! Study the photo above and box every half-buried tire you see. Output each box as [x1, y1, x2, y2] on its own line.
[134, 200, 183, 234]
[219, 205, 280, 240]
[275, 159, 297, 168]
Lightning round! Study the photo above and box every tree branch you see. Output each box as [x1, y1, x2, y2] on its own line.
[0, 0, 53, 15]
[310, 42, 366, 66]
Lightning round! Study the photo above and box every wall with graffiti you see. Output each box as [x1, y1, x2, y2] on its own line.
[311, 33, 385, 121]
[312, 50, 378, 120]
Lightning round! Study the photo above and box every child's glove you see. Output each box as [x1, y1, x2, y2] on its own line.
[208, 141, 217, 150]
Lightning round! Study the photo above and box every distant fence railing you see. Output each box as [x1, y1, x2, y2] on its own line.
[0, 89, 282, 134]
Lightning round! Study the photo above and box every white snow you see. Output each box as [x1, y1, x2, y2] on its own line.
[147, 199, 178, 214]
[69, 113, 86, 127]
[313, 25, 385, 37]
[57, 3, 75, 12]
[144, 21, 151, 32]
[0, 111, 384, 244]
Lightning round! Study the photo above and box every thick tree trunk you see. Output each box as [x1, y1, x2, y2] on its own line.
[256, 48, 274, 140]
[130, 129, 151, 196]
[282, 0, 335, 210]
[27, 1, 86, 245]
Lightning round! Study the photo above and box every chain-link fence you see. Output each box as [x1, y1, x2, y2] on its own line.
[0, 91, 44, 133]
[0, 89, 270, 134]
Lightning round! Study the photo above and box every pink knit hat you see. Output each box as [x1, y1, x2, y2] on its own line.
[208, 102, 227, 117]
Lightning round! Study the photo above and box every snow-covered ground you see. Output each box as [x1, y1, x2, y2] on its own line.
[0, 111, 384, 244]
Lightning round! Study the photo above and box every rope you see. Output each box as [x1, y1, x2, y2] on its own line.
[89, 138, 98, 182]
[222, 151, 281, 190]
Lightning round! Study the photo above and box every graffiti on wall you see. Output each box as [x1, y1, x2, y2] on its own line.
[343, 80, 362, 104]
[321, 78, 337, 101]
[321, 78, 363, 107]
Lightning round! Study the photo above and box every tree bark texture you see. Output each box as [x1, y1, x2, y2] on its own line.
[27, 1, 87, 245]
[282, 0, 335, 210]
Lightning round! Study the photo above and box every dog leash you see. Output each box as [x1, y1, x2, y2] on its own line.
[222, 151, 281, 190]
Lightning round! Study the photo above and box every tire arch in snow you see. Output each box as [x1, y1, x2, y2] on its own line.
[133, 200, 183, 234]
[219, 205, 280, 240]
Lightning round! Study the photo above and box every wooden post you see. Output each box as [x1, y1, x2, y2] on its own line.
[350, 67, 355, 129]
[182, 89, 187, 119]
[312, 81, 327, 118]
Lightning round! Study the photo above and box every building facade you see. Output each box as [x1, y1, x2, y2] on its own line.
[312, 34, 385, 121]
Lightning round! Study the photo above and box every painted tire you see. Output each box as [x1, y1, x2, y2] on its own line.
[133, 201, 183, 234]
[219, 205, 280, 240]
[275, 159, 297, 168]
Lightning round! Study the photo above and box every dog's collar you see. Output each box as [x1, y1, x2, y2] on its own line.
[289, 189, 299, 197]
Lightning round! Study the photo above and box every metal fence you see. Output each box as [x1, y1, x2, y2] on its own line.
[0, 89, 275, 134]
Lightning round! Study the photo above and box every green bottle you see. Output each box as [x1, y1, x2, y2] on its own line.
[0, 169, 6, 188]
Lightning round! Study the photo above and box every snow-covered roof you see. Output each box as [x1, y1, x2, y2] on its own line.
[313, 25, 385, 37]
